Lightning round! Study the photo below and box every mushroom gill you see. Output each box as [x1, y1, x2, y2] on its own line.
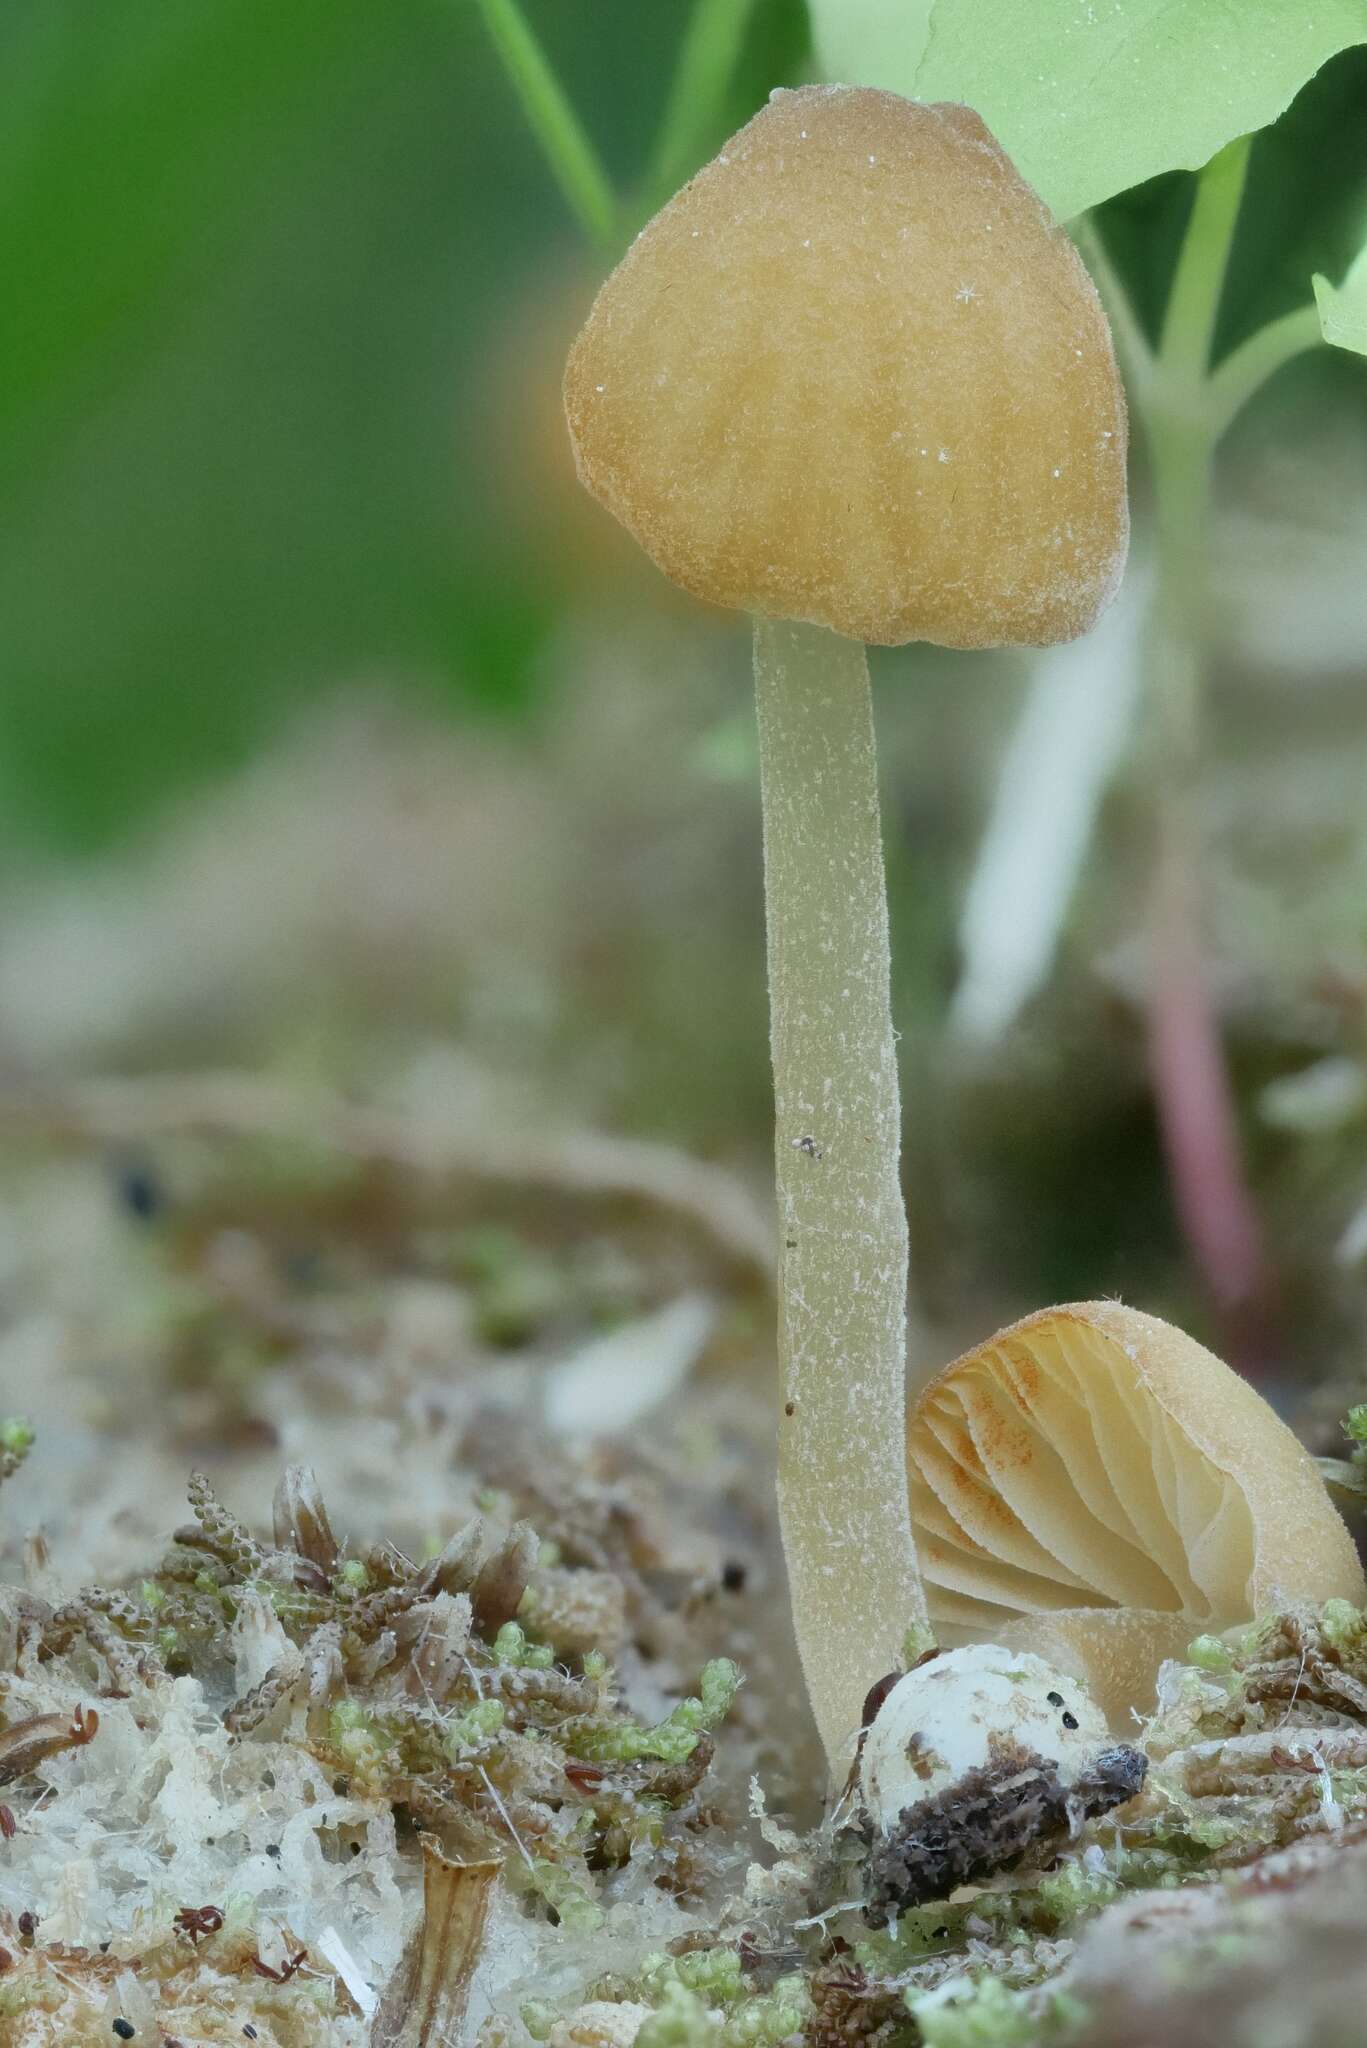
[907, 1301, 1365, 1720]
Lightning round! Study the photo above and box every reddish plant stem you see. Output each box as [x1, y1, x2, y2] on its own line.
[1145, 407, 1273, 1370]
[1147, 803, 1270, 1357]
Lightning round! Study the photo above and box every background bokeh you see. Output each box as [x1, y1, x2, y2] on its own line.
[7, 2, 1367, 1393]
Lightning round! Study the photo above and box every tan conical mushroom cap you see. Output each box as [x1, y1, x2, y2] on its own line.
[908, 1302, 1365, 1722]
[565, 85, 1128, 650]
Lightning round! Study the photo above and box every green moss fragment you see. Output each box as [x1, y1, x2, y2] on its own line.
[641, 1948, 744, 2006]
[525, 1858, 605, 1934]
[902, 1622, 937, 1665]
[1035, 1860, 1119, 1925]
[721, 1976, 810, 2046]
[1321, 1598, 1367, 1654]
[493, 1620, 554, 1669]
[698, 1659, 742, 1719]
[1186, 1632, 1233, 1671]
[858, 1908, 960, 1973]
[907, 1975, 1039, 2048]
[570, 1658, 741, 1764]
[638, 1983, 719, 2048]
[442, 1697, 505, 1755]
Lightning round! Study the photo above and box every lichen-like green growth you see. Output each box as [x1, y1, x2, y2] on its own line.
[0, 1416, 35, 1456]
[720, 1976, 809, 2046]
[637, 1981, 718, 2048]
[1186, 1632, 1233, 1671]
[629, 1973, 811, 2048]
[522, 1857, 606, 1934]
[443, 1697, 506, 1754]
[493, 1620, 554, 1669]
[906, 1974, 1042, 2048]
[569, 1658, 740, 1763]
[1035, 1861, 1120, 1925]
[0, 1416, 35, 1482]
[697, 1657, 741, 1720]
[1235, 1616, 1280, 1659]
[328, 1698, 383, 1765]
[902, 1622, 938, 1665]
[856, 1901, 983, 1974]
[639, 1948, 744, 2005]
[1319, 1406, 1367, 1500]
[1320, 1597, 1367, 1655]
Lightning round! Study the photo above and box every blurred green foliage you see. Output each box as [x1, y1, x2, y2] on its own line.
[3, 0, 1365, 862]
[0, 0, 806, 850]
[1100, 50, 1367, 360]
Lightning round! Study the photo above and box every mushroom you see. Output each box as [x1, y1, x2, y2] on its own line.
[907, 1301, 1366, 1720]
[565, 84, 1128, 1779]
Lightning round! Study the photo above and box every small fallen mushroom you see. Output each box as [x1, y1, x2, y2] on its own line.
[906, 1301, 1366, 1719]
[566, 84, 1128, 1779]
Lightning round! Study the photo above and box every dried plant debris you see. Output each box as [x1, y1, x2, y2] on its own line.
[371, 1839, 500, 2047]
[4, 1349, 1367, 2048]
[0, 1454, 745, 2044]
[861, 1744, 1148, 1924]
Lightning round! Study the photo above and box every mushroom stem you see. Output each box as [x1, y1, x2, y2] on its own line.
[753, 615, 928, 1780]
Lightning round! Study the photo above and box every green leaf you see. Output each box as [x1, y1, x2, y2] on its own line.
[470, 0, 618, 247]
[811, 0, 934, 100]
[650, 0, 761, 199]
[1314, 238, 1367, 356]
[810, 0, 1367, 221]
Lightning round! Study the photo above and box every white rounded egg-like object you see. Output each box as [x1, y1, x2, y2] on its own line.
[860, 1643, 1110, 1831]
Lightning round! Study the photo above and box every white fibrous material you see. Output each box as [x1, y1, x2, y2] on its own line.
[859, 1645, 1109, 1832]
[543, 1292, 718, 1438]
[0, 1669, 406, 1995]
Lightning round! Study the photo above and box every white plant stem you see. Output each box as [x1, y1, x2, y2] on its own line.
[753, 615, 927, 1782]
[951, 566, 1147, 1047]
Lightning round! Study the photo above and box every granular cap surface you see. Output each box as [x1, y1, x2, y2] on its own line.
[565, 85, 1129, 649]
